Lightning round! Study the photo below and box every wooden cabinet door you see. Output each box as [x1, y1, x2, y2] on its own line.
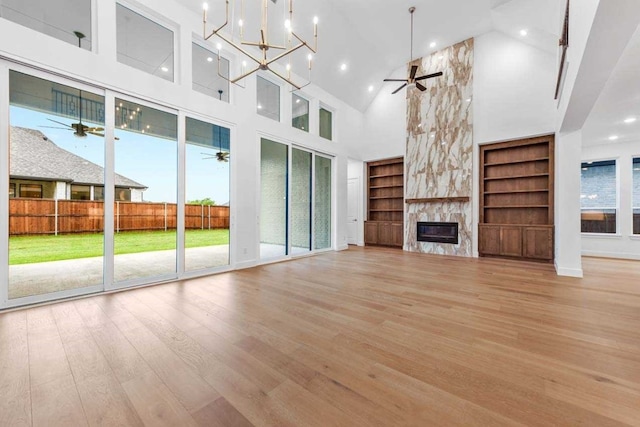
[523, 227, 553, 260]
[500, 226, 523, 257]
[378, 222, 393, 246]
[391, 222, 403, 247]
[479, 225, 501, 255]
[364, 222, 378, 245]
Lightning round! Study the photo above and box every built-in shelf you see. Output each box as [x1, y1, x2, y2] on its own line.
[484, 205, 549, 209]
[484, 173, 549, 181]
[405, 197, 470, 204]
[366, 157, 404, 248]
[369, 185, 402, 189]
[484, 157, 549, 166]
[479, 135, 554, 262]
[370, 173, 403, 178]
[484, 189, 549, 195]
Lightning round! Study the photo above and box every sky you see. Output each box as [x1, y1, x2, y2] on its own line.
[10, 106, 230, 205]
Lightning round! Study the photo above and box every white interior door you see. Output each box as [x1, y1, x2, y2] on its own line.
[347, 177, 359, 244]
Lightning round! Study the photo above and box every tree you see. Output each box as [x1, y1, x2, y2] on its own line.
[188, 197, 216, 206]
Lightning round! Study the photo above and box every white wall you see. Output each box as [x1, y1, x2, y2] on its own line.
[581, 141, 640, 259]
[473, 31, 557, 144]
[0, 0, 360, 271]
[357, 64, 408, 162]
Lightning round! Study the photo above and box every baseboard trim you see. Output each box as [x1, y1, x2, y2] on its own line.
[554, 260, 583, 278]
[582, 250, 640, 261]
[234, 260, 257, 270]
[337, 244, 349, 251]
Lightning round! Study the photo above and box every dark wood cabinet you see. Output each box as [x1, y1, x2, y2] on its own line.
[365, 157, 404, 248]
[479, 136, 554, 261]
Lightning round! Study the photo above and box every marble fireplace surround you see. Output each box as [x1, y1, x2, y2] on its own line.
[404, 38, 473, 257]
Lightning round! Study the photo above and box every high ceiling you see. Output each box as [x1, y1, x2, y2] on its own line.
[185, 0, 563, 112]
[583, 25, 640, 147]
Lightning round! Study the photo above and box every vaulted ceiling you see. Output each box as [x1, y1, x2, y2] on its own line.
[185, 0, 563, 112]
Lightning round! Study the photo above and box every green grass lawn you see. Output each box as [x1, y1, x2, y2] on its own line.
[9, 229, 229, 265]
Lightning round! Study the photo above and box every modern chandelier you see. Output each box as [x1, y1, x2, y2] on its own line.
[202, 0, 318, 89]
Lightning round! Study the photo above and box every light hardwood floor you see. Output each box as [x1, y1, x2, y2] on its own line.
[1, 246, 640, 426]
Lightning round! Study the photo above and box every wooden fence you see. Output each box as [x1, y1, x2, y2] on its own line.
[9, 198, 229, 236]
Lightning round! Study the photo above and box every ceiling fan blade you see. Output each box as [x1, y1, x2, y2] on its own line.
[40, 126, 70, 130]
[416, 82, 427, 91]
[47, 118, 72, 128]
[86, 127, 105, 132]
[383, 78, 408, 82]
[409, 65, 418, 80]
[392, 83, 407, 94]
[415, 71, 444, 81]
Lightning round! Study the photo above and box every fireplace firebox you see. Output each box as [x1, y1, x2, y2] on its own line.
[417, 222, 459, 244]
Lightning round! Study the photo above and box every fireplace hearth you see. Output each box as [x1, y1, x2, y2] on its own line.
[417, 222, 459, 244]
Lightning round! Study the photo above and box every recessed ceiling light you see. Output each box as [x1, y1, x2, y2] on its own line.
[624, 117, 637, 124]
[438, 55, 444, 60]
[257, 104, 262, 109]
[161, 66, 169, 72]
[340, 63, 347, 71]
[207, 57, 213, 62]
[429, 41, 437, 48]
[587, 161, 593, 164]
[520, 29, 528, 36]
[466, 98, 472, 103]
[368, 85, 374, 92]
[296, 99, 300, 103]
[608, 135, 619, 141]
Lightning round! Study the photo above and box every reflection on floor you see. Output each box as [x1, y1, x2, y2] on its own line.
[260, 243, 312, 259]
[8, 246, 230, 300]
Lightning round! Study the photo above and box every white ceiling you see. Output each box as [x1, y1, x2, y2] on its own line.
[186, 0, 562, 112]
[583, 25, 640, 147]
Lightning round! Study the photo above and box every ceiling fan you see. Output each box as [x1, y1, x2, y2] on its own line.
[384, 6, 443, 94]
[202, 108, 230, 162]
[41, 90, 112, 139]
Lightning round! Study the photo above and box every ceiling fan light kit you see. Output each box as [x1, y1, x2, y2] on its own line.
[384, 6, 442, 95]
[202, 0, 318, 90]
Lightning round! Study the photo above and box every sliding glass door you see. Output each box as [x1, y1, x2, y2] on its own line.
[260, 138, 332, 261]
[8, 71, 105, 300]
[260, 139, 288, 259]
[185, 117, 231, 271]
[113, 98, 178, 283]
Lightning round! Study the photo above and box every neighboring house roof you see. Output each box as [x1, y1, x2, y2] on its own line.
[10, 126, 146, 189]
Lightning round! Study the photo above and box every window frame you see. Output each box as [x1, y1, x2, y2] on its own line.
[580, 158, 619, 235]
[19, 183, 43, 199]
[191, 39, 232, 103]
[292, 93, 310, 133]
[256, 74, 282, 122]
[115, 1, 179, 83]
[319, 104, 334, 141]
[9, 183, 15, 198]
[633, 156, 640, 235]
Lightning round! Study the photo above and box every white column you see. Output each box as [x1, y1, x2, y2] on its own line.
[554, 130, 583, 277]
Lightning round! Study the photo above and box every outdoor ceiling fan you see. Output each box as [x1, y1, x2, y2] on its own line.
[202, 105, 230, 162]
[41, 90, 113, 139]
[384, 6, 443, 94]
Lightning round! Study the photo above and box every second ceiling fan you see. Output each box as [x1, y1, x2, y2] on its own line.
[384, 6, 443, 94]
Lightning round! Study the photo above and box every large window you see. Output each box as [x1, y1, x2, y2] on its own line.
[185, 117, 230, 271]
[116, 4, 174, 82]
[634, 157, 640, 235]
[9, 183, 16, 198]
[19, 184, 42, 198]
[260, 138, 333, 260]
[192, 43, 229, 102]
[0, 0, 92, 50]
[292, 94, 309, 132]
[8, 70, 105, 300]
[581, 160, 617, 234]
[319, 107, 333, 140]
[114, 98, 177, 283]
[257, 76, 280, 121]
[71, 184, 90, 200]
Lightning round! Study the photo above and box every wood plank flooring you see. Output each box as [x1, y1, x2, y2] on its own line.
[1, 246, 640, 426]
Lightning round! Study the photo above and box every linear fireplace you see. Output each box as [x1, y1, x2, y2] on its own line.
[417, 222, 459, 244]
